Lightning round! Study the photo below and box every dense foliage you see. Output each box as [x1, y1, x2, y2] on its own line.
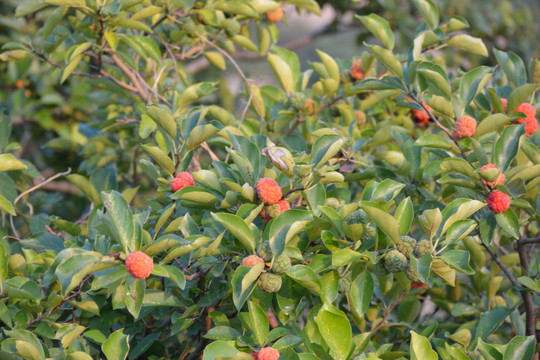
[0, 0, 539, 359]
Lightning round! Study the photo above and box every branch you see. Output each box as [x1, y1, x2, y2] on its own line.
[108, 51, 150, 102]
[480, 241, 518, 286]
[517, 232, 538, 341]
[371, 292, 406, 334]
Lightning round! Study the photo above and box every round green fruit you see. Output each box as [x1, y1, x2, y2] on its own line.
[346, 209, 368, 225]
[406, 265, 419, 282]
[414, 240, 432, 257]
[375, 259, 389, 275]
[397, 236, 417, 258]
[258, 272, 282, 293]
[384, 250, 408, 273]
[257, 241, 273, 262]
[271, 254, 291, 274]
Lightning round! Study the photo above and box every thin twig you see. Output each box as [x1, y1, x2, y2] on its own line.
[480, 240, 518, 286]
[371, 292, 406, 334]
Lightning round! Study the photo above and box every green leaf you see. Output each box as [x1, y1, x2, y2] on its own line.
[287, 0, 321, 15]
[394, 197, 413, 235]
[287, 265, 321, 295]
[314, 304, 352, 360]
[55, 249, 103, 295]
[415, 134, 460, 153]
[232, 264, 264, 311]
[438, 198, 485, 238]
[146, 105, 177, 139]
[493, 49, 527, 87]
[309, 134, 346, 168]
[356, 14, 394, 50]
[0, 153, 27, 172]
[430, 258, 455, 286]
[267, 52, 294, 94]
[204, 51, 226, 70]
[0, 193, 15, 215]
[410, 331, 438, 360]
[517, 277, 540, 292]
[332, 249, 365, 267]
[412, 0, 439, 28]
[495, 209, 520, 239]
[269, 209, 313, 257]
[101, 191, 138, 253]
[372, 179, 405, 202]
[419, 208, 442, 241]
[161, 236, 213, 263]
[102, 329, 129, 360]
[441, 250, 474, 275]
[475, 114, 513, 138]
[186, 124, 219, 150]
[211, 212, 255, 253]
[493, 124, 526, 172]
[349, 271, 374, 316]
[476, 306, 512, 340]
[364, 43, 403, 78]
[477, 338, 503, 360]
[448, 35, 488, 57]
[445, 219, 477, 246]
[141, 145, 174, 175]
[124, 277, 145, 319]
[202, 340, 246, 360]
[360, 204, 400, 244]
[459, 66, 493, 107]
[67, 174, 101, 204]
[417, 62, 451, 99]
[248, 301, 269, 346]
[132, 36, 161, 62]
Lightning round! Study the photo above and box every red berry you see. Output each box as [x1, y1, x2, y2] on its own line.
[486, 191, 510, 214]
[514, 103, 538, 136]
[125, 251, 154, 279]
[256, 178, 282, 204]
[241, 255, 265, 267]
[257, 347, 280, 360]
[480, 164, 505, 188]
[454, 115, 477, 138]
[411, 282, 428, 289]
[171, 172, 194, 192]
[251, 353, 258, 360]
[350, 59, 364, 81]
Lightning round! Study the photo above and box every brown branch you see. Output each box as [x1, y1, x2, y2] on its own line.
[480, 241, 519, 286]
[371, 292, 406, 334]
[108, 51, 150, 102]
[517, 233, 538, 342]
[26, 274, 94, 329]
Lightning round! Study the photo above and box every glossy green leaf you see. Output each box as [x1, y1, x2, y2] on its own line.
[475, 114, 513, 138]
[493, 124, 526, 172]
[102, 329, 129, 360]
[269, 209, 313, 257]
[211, 212, 255, 253]
[356, 14, 394, 50]
[315, 304, 352, 360]
[232, 264, 264, 311]
[186, 124, 219, 150]
[102, 191, 138, 252]
[493, 49, 527, 87]
[459, 66, 493, 107]
[410, 331, 438, 360]
[349, 271, 374, 316]
[476, 306, 513, 340]
[0, 153, 27, 172]
[449, 35, 488, 56]
[309, 134, 346, 168]
[146, 105, 176, 139]
[441, 250, 474, 275]
[141, 145, 174, 175]
[360, 203, 400, 244]
[412, 0, 439, 28]
[445, 219, 477, 246]
[0, 193, 15, 215]
[248, 301, 269, 346]
[495, 209, 520, 239]
[364, 43, 403, 78]
[507, 84, 540, 113]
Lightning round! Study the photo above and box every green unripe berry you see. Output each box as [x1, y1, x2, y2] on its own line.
[258, 272, 282, 293]
[346, 209, 368, 225]
[414, 240, 432, 257]
[257, 241, 273, 261]
[397, 236, 417, 258]
[362, 227, 377, 242]
[384, 250, 408, 273]
[375, 260, 389, 275]
[406, 265, 419, 282]
[271, 254, 291, 274]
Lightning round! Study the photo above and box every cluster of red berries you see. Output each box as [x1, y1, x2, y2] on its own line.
[499, 99, 538, 136]
[251, 347, 280, 360]
[486, 191, 510, 214]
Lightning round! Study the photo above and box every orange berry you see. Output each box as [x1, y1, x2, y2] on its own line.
[412, 102, 431, 127]
[350, 59, 364, 81]
[486, 191, 510, 214]
[15, 80, 24, 88]
[257, 347, 280, 360]
[256, 178, 282, 204]
[241, 255, 265, 267]
[302, 98, 315, 116]
[276, 200, 290, 212]
[454, 115, 477, 138]
[480, 164, 505, 188]
[171, 172, 194, 192]
[125, 251, 154, 279]
[266, 8, 284, 23]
